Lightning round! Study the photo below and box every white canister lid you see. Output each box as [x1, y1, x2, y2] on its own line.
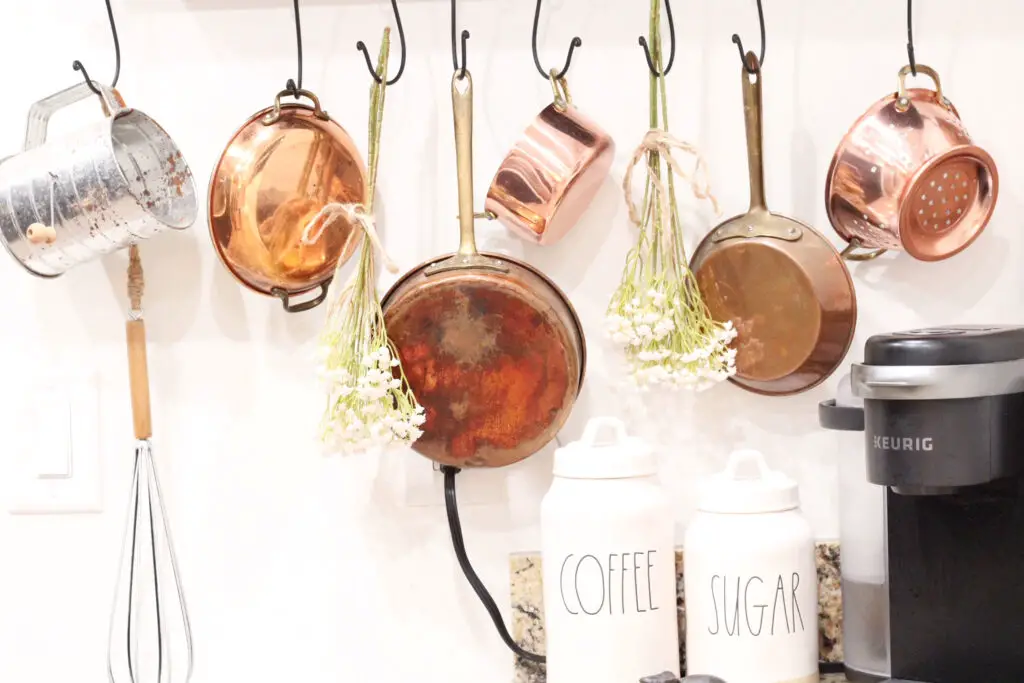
[553, 417, 656, 479]
[698, 449, 800, 513]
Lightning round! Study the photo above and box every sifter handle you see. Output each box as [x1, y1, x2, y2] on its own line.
[740, 52, 767, 212]
[451, 70, 478, 257]
[24, 81, 126, 151]
[126, 319, 152, 440]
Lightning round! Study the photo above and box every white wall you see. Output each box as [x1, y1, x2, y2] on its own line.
[1, 0, 1020, 681]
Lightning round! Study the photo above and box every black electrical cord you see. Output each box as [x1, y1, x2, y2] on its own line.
[441, 466, 545, 664]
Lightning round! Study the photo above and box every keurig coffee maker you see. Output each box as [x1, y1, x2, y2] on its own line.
[825, 325, 1024, 683]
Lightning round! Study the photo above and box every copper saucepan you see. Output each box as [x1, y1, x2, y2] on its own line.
[484, 72, 614, 246]
[209, 88, 367, 312]
[382, 71, 586, 468]
[690, 54, 857, 396]
[826, 64, 998, 262]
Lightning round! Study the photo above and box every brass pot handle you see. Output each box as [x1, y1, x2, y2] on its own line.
[840, 238, 887, 261]
[262, 87, 330, 125]
[896, 64, 949, 112]
[270, 280, 330, 313]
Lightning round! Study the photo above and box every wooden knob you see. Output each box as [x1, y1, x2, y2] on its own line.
[26, 223, 56, 245]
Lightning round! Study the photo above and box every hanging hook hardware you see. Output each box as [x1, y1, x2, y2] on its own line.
[531, 0, 581, 80]
[358, 0, 407, 85]
[639, 0, 676, 77]
[906, 0, 917, 76]
[285, 0, 304, 95]
[732, 0, 766, 74]
[72, 0, 121, 96]
[451, 0, 469, 77]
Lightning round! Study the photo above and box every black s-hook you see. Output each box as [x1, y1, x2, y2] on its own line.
[73, 0, 121, 95]
[451, 0, 469, 77]
[531, 0, 581, 80]
[732, 0, 766, 74]
[286, 0, 303, 94]
[906, 0, 917, 76]
[358, 0, 407, 85]
[639, 0, 676, 77]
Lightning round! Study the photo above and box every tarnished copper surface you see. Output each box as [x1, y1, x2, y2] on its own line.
[383, 259, 583, 467]
[383, 71, 585, 468]
[690, 53, 856, 396]
[826, 64, 998, 261]
[485, 75, 614, 246]
[208, 90, 366, 297]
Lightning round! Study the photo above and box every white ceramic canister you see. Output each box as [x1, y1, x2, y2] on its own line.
[684, 450, 817, 683]
[541, 417, 679, 683]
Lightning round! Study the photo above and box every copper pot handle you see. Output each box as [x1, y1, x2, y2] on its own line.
[548, 69, 572, 111]
[741, 52, 767, 212]
[262, 87, 330, 126]
[896, 64, 949, 112]
[840, 238, 887, 261]
[270, 281, 330, 313]
[452, 71, 478, 257]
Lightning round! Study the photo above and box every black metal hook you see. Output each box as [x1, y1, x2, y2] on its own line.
[286, 0, 304, 94]
[907, 0, 917, 76]
[732, 0, 766, 74]
[638, 0, 676, 77]
[451, 0, 469, 77]
[72, 0, 121, 96]
[531, 0, 581, 80]
[358, 0, 407, 85]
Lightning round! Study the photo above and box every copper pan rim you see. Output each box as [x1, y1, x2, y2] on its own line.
[897, 144, 998, 262]
[381, 250, 587, 393]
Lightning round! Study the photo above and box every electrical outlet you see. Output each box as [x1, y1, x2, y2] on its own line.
[5, 373, 103, 515]
[402, 459, 510, 508]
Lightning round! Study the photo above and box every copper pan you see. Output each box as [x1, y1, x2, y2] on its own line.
[484, 72, 614, 246]
[208, 88, 367, 312]
[826, 64, 998, 262]
[382, 71, 586, 468]
[689, 54, 856, 396]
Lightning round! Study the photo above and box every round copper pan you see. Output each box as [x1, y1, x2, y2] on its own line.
[826, 64, 998, 262]
[383, 71, 586, 468]
[209, 88, 367, 312]
[690, 54, 857, 396]
[484, 73, 614, 246]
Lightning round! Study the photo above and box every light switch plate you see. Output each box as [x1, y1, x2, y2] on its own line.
[6, 373, 103, 515]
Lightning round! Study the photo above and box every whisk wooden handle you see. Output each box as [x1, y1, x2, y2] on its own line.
[126, 319, 152, 439]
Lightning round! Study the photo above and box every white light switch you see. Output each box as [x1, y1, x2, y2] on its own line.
[6, 374, 103, 515]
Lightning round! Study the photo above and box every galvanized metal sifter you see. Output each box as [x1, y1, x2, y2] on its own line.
[0, 81, 197, 277]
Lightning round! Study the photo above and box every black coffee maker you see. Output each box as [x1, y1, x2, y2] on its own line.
[843, 325, 1024, 683]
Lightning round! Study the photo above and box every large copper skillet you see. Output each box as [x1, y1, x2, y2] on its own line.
[382, 71, 586, 468]
[689, 54, 856, 396]
[209, 88, 367, 312]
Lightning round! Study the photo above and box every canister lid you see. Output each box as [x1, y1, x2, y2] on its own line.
[553, 417, 656, 479]
[864, 325, 1024, 366]
[698, 450, 800, 514]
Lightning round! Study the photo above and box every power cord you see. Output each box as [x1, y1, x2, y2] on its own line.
[441, 465, 545, 664]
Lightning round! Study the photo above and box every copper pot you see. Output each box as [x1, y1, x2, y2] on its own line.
[826, 64, 998, 262]
[484, 72, 613, 246]
[383, 71, 586, 468]
[208, 88, 367, 312]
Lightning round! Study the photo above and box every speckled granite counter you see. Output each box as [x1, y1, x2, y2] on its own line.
[509, 541, 843, 683]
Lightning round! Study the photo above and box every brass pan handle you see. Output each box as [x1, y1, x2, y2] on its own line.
[452, 71, 477, 257]
[896, 64, 949, 112]
[262, 88, 330, 125]
[840, 238, 887, 261]
[270, 280, 330, 313]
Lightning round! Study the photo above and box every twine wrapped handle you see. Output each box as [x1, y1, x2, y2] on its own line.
[125, 244, 151, 440]
[622, 129, 720, 229]
[299, 202, 398, 274]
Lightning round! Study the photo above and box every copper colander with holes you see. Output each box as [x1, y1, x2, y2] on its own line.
[825, 64, 998, 262]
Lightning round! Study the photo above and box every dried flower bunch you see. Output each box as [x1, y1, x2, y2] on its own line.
[606, 2, 737, 391]
[311, 30, 426, 453]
